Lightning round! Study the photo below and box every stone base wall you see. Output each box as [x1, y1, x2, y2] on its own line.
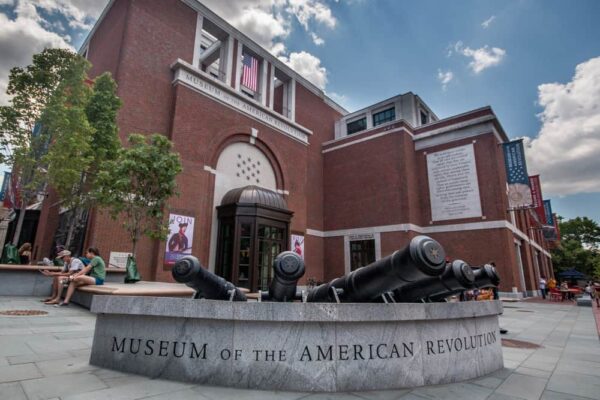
[90, 297, 504, 392]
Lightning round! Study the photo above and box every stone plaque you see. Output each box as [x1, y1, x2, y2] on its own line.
[90, 297, 503, 392]
[427, 144, 482, 221]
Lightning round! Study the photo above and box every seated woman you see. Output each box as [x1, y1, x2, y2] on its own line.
[54, 247, 106, 307]
[41, 250, 84, 304]
[18, 243, 32, 265]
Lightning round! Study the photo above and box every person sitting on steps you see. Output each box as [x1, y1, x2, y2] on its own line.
[53, 247, 106, 307]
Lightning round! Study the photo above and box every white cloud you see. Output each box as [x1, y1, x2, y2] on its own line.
[437, 69, 454, 90]
[481, 15, 495, 29]
[279, 51, 327, 89]
[0, 1, 73, 105]
[454, 42, 506, 73]
[524, 56, 600, 196]
[287, 0, 337, 30]
[310, 32, 324, 46]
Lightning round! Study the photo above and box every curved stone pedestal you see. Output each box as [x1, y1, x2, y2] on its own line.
[90, 297, 504, 392]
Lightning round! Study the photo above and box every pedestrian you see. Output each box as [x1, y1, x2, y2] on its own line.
[539, 276, 547, 300]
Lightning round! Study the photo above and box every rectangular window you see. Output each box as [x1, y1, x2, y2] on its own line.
[372, 107, 395, 126]
[420, 110, 429, 125]
[350, 239, 376, 271]
[346, 117, 366, 135]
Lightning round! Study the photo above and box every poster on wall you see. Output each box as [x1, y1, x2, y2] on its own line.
[291, 234, 304, 259]
[427, 144, 482, 221]
[164, 213, 195, 267]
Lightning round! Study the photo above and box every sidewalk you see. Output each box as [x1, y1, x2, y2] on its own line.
[1, 296, 599, 400]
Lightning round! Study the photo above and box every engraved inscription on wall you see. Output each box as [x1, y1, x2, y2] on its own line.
[427, 144, 482, 221]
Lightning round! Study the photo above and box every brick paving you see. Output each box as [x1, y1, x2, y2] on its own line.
[1, 296, 599, 400]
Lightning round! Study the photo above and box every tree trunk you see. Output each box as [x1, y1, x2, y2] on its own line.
[11, 199, 27, 246]
[65, 207, 78, 251]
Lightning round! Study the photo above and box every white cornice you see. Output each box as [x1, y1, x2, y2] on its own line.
[306, 220, 551, 258]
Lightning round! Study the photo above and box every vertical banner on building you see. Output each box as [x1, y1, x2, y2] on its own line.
[553, 213, 561, 242]
[291, 234, 304, 259]
[528, 175, 546, 223]
[543, 200, 554, 225]
[502, 140, 532, 209]
[164, 213, 195, 267]
[0, 171, 10, 201]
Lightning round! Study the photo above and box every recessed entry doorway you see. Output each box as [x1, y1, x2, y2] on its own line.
[216, 186, 292, 292]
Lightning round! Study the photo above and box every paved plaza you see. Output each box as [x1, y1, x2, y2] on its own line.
[0, 297, 598, 400]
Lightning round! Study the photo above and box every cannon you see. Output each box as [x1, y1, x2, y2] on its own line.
[172, 256, 247, 301]
[392, 259, 475, 302]
[265, 251, 305, 302]
[307, 235, 446, 303]
[472, 264, 500, 289]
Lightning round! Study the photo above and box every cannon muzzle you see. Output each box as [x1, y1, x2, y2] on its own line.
[393, 260, 475, 302]
[472, 264, 500, 289]
[267, 251, 305, 302]
[172, 256, 247, 301]
[307, 235, 446, 303]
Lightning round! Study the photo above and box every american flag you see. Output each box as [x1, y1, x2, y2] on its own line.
[241, 52, 259, 92]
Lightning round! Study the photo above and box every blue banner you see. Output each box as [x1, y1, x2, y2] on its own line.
[543, 199, 554, 225]
[502, 140, 532, 208]
[0, 172, 10, 201]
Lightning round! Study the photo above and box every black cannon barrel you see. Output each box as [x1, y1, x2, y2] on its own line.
[172, 256, 247, 301]
[393, 260, 475, 302]
[307, 235, 447, 303]
[472, 264, 500, 289]
[268, 251, 305, 302]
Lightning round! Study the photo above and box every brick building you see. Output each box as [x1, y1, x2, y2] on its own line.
[33, 0, 553, 297]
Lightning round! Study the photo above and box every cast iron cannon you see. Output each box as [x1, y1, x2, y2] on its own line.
[172, 255, 247, 301]
[264, 251, 305, 302]
[392, 259, 475, 302]
[472, 264, 500, 289]
[307, 235, 447, 303]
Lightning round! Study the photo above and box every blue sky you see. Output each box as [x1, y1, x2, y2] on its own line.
[1, 0, 599, 223]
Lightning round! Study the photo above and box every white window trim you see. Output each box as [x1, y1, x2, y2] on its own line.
[344, 232, 381, 274]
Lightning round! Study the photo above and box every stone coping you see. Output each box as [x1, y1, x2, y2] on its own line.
[0, 264, 126, 273]
[91, 296, 503, 322]
[79, 281, 194, 297]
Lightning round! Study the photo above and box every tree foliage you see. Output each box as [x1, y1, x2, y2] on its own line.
[42, 58, 122, 212]
[0, 48, 79, 245]
[551, 216, 600, 279]
[0, 48, 79, 195]
[42, 57, 94, 209]
[95, 134, 182, 258]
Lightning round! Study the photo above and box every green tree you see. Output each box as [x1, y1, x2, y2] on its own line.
[559, 216, 600, 250]
[42, 58, 122, 249]
[0, 48, 78, 245]
[551, 216, 600, 278]
[95, 134, 182, 259]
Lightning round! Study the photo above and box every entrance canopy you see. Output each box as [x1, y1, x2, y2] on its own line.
[216, 185, 292, 292]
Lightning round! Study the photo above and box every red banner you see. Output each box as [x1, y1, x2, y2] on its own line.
[528, 175, 546, 223]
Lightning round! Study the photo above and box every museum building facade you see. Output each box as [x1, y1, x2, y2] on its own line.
[33, 0, 553, 297]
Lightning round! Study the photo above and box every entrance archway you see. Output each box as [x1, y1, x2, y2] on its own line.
[216, 186, 292, 292]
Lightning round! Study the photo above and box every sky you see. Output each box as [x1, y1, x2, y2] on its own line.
[1, 0, 599, 223]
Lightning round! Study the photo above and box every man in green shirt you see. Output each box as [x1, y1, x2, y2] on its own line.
[56, 247, 106, 307]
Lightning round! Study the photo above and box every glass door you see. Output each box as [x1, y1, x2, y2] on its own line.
[256, 224, 285, 291]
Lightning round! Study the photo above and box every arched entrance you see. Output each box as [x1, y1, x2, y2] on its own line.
[216, 186, 292, 292]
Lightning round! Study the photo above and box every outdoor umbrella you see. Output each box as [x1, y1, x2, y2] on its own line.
[557, 269, 586, 279]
